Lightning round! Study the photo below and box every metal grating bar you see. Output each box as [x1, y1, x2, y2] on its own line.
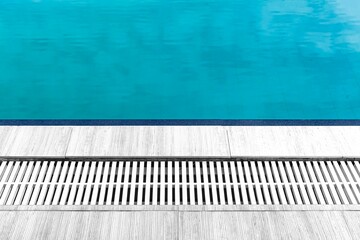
[1, 159, 360, 206]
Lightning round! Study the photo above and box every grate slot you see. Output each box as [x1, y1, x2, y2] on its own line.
[75, 162, 89, 205]
[312, 162, 332, 204]
[258, 162, 271, 204]
[136, 161, 145, 205]
[209, 161, 217, 205]
[3, 162, 26, 205]
[299, 161, 317, 204]
[1, 159, 360, 205]
[333, 161, 357, 204]
[229, 161, 241, 204]
[271, 161, 287, 204]
[215, 161, 225, 204]
[326, 162, 349, 204]
[129, 161, 138, 205]
[99, 161, 110, 205]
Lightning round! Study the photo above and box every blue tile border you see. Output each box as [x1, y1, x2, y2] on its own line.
[1, 119, 360, 126]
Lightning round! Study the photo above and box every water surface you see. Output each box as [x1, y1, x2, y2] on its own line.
[0, 0, 360, 119]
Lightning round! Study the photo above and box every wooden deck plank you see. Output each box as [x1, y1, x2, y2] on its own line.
[0, 210, 178, 240]
[66, 126, 229, 157]
[265, 211, 314, 239]
[0, 127, 18, 156]
[343, 211, 360, 239]
[0, 211, 18, 239]
[180, 211, 284, 240]
[1, 127, 72, 158]
[1, 126, 360, 158]
[180, 210, 354, 240]
[305, 211, 353, 239]
[228, 126, 360, 158]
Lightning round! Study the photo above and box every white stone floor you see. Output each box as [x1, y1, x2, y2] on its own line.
[2, 125, 360, 239]
[1, 126, 360, 158]
[1, 206, 360, 239]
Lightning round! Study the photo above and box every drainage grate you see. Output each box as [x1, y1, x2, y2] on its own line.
[1, 159, 360, 205]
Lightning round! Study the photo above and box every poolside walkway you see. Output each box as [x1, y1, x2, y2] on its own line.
[1, 126, 360, 158]
[1, 206, 360, 239]
[1, 126, 360, 239]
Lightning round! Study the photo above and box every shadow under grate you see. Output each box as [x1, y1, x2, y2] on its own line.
[1, 159, 360, 205]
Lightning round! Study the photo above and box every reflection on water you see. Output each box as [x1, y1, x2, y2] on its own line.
[0, 0, 359, 119]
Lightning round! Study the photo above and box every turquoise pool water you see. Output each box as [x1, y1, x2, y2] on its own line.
[0, 0, 360, 119]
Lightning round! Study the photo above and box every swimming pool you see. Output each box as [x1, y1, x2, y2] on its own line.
[0, 0, 359, 120]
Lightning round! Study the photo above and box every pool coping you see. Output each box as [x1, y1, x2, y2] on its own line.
[1, 119, 360, 125]
[1, 125, 360, 158]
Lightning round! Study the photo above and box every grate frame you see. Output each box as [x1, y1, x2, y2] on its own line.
[1, 158, 360, 206]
